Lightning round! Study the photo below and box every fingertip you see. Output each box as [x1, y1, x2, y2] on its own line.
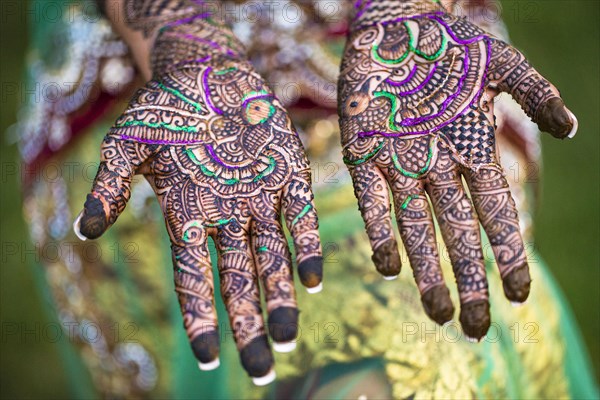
[502, 266, 531, 304]
[421, 286, 455, 326]
[191, 331, 220, 365]
[240, 335, 274, 378]
[459, 300, 490, 341]
[298, 256, 323, 289]
[268, 307, 298, 343]
[78, 194, 108, 240]
[372, 240, 401, 278]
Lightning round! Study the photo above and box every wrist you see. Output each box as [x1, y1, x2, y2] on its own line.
[351, 0, 444, 30]
[151, 19, 246, 77]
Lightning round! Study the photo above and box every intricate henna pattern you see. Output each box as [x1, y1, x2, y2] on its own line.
[77, 0, 322, 380]
[341, 0, 577, 339]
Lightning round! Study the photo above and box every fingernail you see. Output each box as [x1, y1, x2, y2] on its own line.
[198, 358, 220, 371]
[272, 341, 296, 353]
[383, 274, 399, 281]
[306, 282, 323, 294]
[511, 300, 528, 308]
[73, 211, 87, 241]
[465, 335, 478, 343]
[566, 109, 578, 139]
[298, 256, 323, 288]
[252, 369, 276, 386]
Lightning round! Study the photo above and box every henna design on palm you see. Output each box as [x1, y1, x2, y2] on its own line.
[75, 0, 322, 382]
[341, 1, 577, 340]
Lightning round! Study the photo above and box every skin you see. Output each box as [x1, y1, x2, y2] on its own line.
[341, 0, 577, 340]
[77, 0, 323, 379]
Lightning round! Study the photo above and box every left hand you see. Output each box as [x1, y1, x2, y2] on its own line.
[339, 5, 577, 340]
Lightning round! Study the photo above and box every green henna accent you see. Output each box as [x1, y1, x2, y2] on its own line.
[412, 28, 448, 61]
[400, 194, 419, 211]
[203, 218, 233, 227]
[182, 218, 232, 241]
[185, 148, 275, 185]
[291, 204, 313, 227]
[182, 221, 201, 242]
[245, 100, 275, 124]
[257, 246, 268, 253]
[185, 147, 202, 165]
[214, 67, 238, 75]
[221, 247, 240, 254]
[343, 141, 385, 166]
[117, 120, 199, 133]
[373, 90, 402, 131]
[185, 148, 240, 185]
[242, 90, 270, 102]
[157, 82, 204, 113]
[252, 156, 276, 182]
[391, 138, 437, 179]
[371, 21, 447, 65]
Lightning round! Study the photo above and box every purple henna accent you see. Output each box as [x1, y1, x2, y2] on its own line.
[205, 144, 243, 170]
[359, 37, 492, 138]
[432, 16, 488, 45]
[384, 63, 419, 87]
[167, 32, 237, 57]
[170, 55, 211, 71]
[202, 67, 224, 115]
[390, 62, 438, 96]
[118, 134, 204, 145]
[165, 12, 211, 28]
[353, 0, 372, 19]
[400, 46, 469, 126]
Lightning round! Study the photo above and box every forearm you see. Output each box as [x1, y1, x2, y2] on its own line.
[98, 0, 245, 80]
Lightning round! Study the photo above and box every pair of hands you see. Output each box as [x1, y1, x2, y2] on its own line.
[75, 0, 577, 383]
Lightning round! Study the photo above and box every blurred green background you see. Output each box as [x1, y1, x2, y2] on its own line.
[1, 0, 598, 398]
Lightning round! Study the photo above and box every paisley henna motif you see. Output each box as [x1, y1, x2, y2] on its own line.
[341, 0, 577, 340]
[77, 0, 322, 382]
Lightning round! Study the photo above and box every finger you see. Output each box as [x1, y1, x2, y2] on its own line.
[74, 136, 150, 240]
[282, 170, 323, 292]
[488, 39, 577, 139]
[385, 167, 454, 325]
[464, 165, 531, 304]
[172, 241, 221, 370]
[251, 219, 298, 350]
[349, 162, 401, 279]
[536, 97, 578, 139]
[216, 222, 274, 383]
[426, 154, 490, 341]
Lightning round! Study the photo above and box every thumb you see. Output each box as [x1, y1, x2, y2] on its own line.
[74, 136, 143, 240]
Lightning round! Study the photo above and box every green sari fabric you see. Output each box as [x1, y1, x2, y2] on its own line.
[18, 0, 598, 398]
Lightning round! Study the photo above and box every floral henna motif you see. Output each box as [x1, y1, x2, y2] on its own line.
[340, 0, 577, 340]
[76, 0, 322, 381]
